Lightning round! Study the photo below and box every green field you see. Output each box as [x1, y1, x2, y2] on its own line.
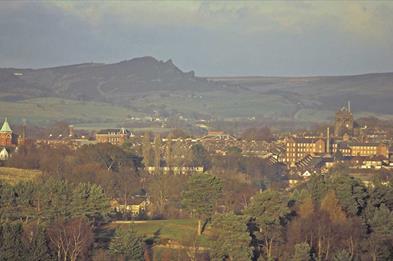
[0, 167, 41, 185]
[0, 91, 303, 128]
[3, 90, 393, 128]
[132, 90, 297, 119]
[0, 97, 144, 126]
[74, 123, 172, 133]
[100, 219, 211, 247]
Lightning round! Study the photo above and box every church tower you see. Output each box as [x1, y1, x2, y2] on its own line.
[17, 119, 26, 145]
[334, 101, 354, 138]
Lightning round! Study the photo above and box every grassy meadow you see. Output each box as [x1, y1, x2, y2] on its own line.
[98, 219, 211, 247]
[0, 97, 141, 126]
[0, 167, 41, 185]
[2, 91, 393, 129]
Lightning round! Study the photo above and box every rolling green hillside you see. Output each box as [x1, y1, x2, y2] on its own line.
[208, 73, 393, 121]
[1, 57, 393, 124]
[0, 97, 143, 126]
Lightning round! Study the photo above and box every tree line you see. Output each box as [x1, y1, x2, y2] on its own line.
[180, 172, 393, 261]
[6, 136, 391, 260]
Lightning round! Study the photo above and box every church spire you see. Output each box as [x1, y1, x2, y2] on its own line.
[0, 118, 12, 133]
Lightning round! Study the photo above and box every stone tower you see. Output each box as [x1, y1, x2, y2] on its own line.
[334, 101, 353, 138]
[17, 119, 26, 145]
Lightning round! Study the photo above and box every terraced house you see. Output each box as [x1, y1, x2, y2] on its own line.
[95, 128, 132, 145]
[283, 137, 327, 165]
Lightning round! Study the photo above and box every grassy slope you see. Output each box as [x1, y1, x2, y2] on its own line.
[104, 219, 211, 247]
[0, 167, 41, 185]
[132, 90, 297, 119]
[2, 62, 393, 124]
[3, 73, 393, 124]
[2, 93, 392, 127]
[0, 97, 144, 126]
[1, 90, 300, 125]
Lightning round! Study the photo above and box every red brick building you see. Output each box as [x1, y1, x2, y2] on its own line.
[95, 128, 131, 145]
[0, 118, 24, 147]
[283, 137, 327, 165]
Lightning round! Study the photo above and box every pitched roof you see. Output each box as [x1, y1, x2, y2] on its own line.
[96, 128, 130, 135]
[0, 118, 12, 133]
[0, 148, 9, 159]
[287, 137, 324, 144]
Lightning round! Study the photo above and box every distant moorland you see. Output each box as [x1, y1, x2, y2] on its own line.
[1, 56, 393, 126]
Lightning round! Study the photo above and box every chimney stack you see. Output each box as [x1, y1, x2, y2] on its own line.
[21, 119, 26, 139]
[326, 127, 330, 154]
[69, 125, 74, 138]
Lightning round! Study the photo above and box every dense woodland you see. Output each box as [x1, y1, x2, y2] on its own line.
[0, 138, 393, 260]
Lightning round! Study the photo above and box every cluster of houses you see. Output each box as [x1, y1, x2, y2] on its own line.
[199, 130, 271, 156]
[111, 196, 150, 217]
[269, 103, 393, 185]
[2, 102, 393, 214]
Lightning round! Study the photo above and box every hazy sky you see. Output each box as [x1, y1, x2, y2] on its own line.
[1, 1, 393, 76]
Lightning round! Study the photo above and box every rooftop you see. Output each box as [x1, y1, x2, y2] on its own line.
[0, 118, 12, 133]
[96, 128, 130, 135]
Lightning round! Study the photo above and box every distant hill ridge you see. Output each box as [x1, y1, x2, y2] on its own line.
[1, 56, 393, 120]
[0, 56, 207, 103]
[208, 71, 393, 115]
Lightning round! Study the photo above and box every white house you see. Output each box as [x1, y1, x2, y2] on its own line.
[0, 148, 9, 161]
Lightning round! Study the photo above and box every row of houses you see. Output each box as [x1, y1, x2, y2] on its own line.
[145, 166, 204, 175]
[282, 135, 390, 166]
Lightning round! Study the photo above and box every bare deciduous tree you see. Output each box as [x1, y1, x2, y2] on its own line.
[48, 218, 94, 261]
